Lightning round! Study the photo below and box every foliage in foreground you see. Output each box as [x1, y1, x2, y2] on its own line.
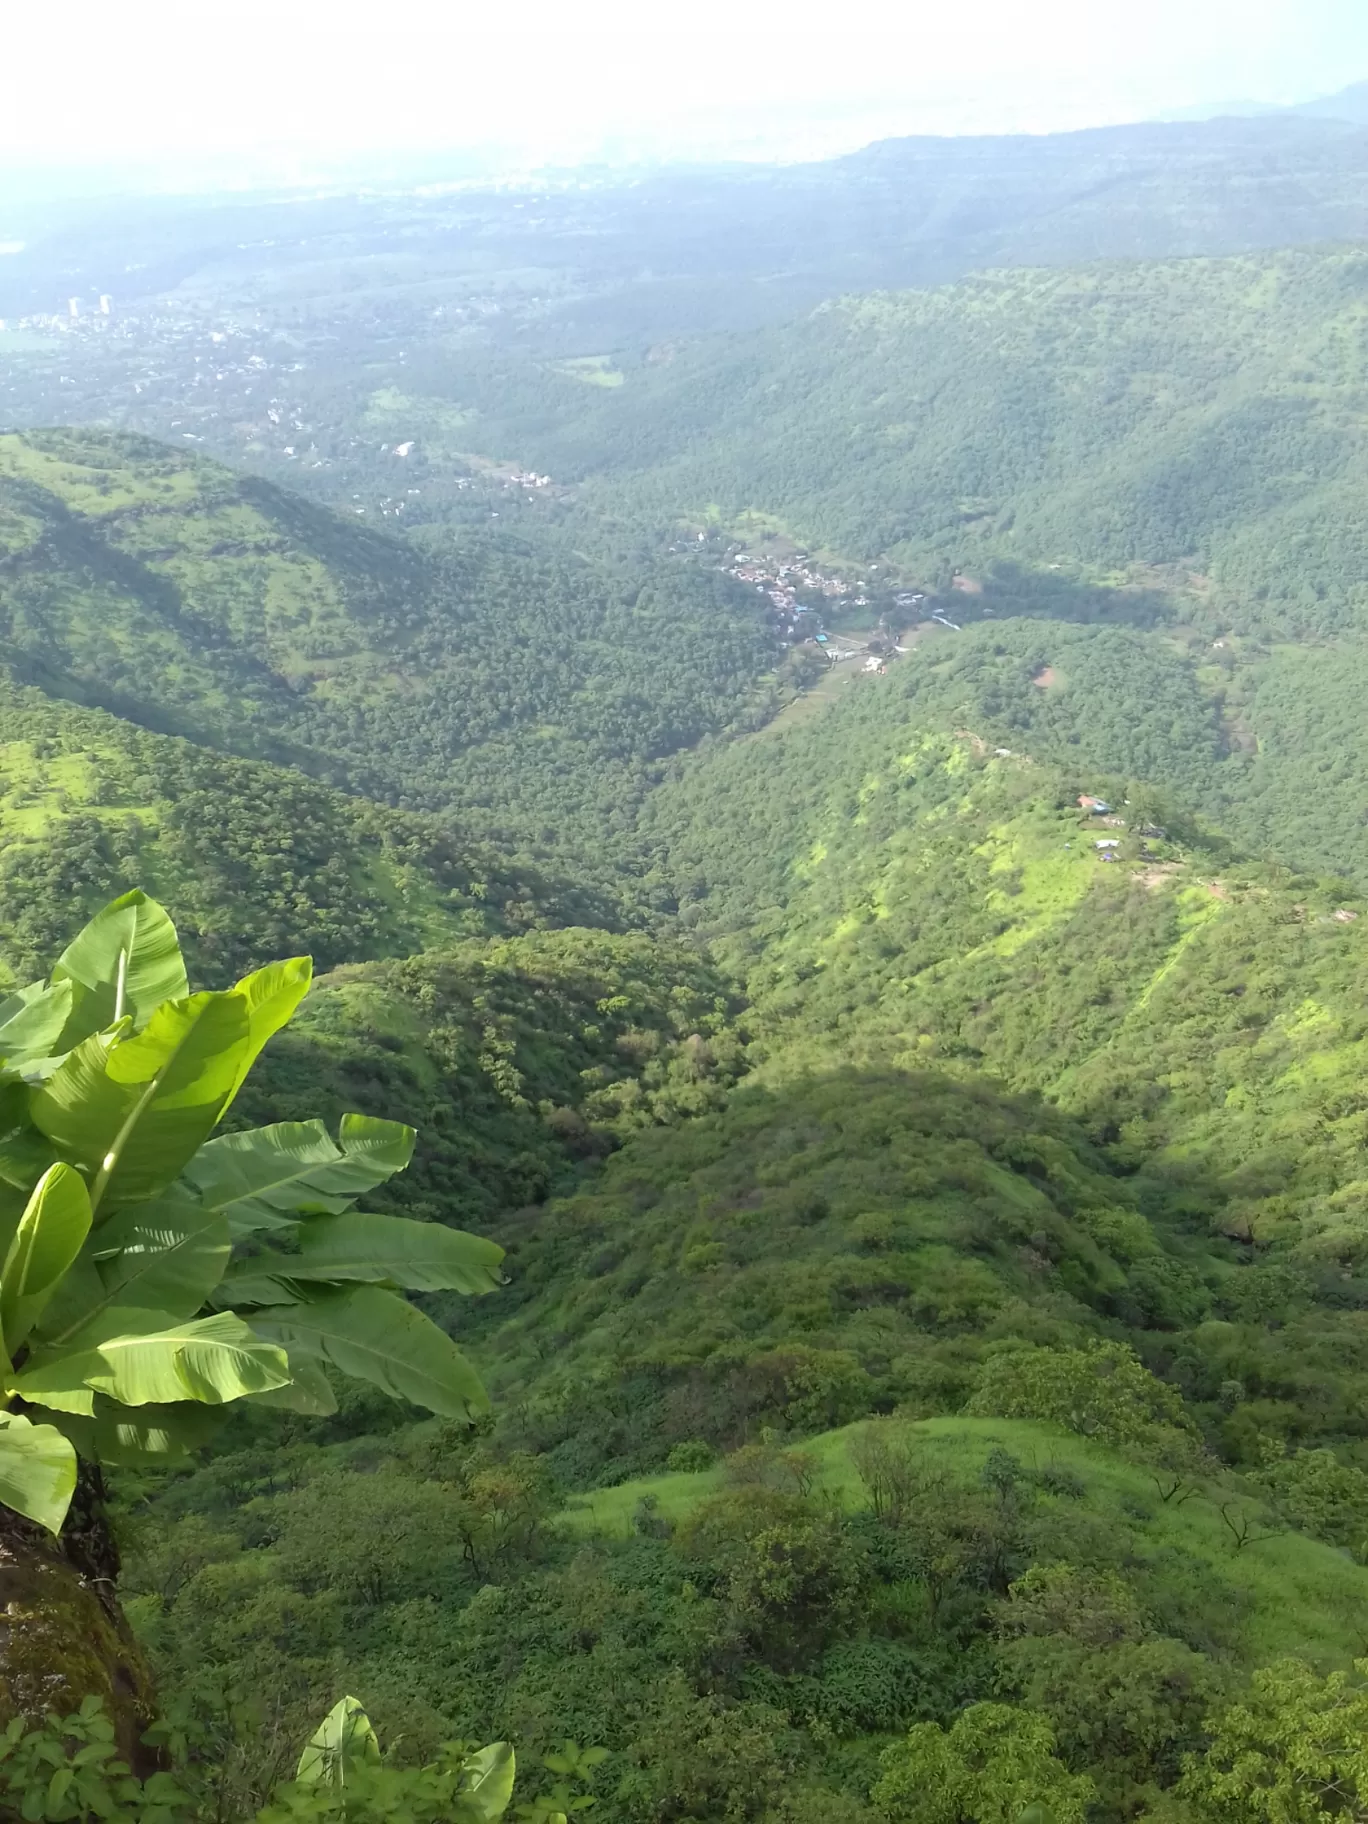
[0, 891, 503, 1532]
[0, 1694, 532, 1824]
[122, 1411, 1368, 1824]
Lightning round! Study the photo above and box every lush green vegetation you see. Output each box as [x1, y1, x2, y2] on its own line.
[649, 709, 1368, 1263]
[702, 616, 1368, 892]
[18, 217, 1368, 1823]
[103, 1028, 1368, 1822]
[120, 1398, 1368, 1824]
[470, 250, 1368, 639]
[0, 672, 624, 987]
[15, 502, 1368, 1821]
[0, 429, 782, 866]
[234, 928, 744, 1228]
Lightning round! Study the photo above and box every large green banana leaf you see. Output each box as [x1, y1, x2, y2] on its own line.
[183, 1114, 415, 1237]
[0, 1412, 77, 1533]
[0, 1164, 92, 1354]
[34, 1187, 231, 1349]
[13, 1309, 291, 1409]
[227, 958, 314, 1102]
[49, 1396, 222, 1468]
[32, 958, 310, 1214]
[31, 993, 249, 1211]
[0, 979, 76, 1075]
[216, 1209, 503, 1302]
[52, 890, 189, 1042]
[459, 1743, 517, 1823]
[296, 1697, 380, 1786]
[250, 1285, 489, 1420]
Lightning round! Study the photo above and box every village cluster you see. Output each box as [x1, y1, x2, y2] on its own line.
[719, 548, 944, 672]
[1076, 794, 1169, 862]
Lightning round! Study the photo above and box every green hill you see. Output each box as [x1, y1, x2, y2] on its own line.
[647, 694, 1368, 1271]
[0, 428, 779, 859]
[463, 1068, 1227, 1485]
[647, 613, 1368, 894]
[462, 248, 1368, 642]
[0, 672, 748, 1223]
[233, 926, 743, 1228]
[0, 670, 613, 986]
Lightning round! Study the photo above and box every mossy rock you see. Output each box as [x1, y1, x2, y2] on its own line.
[0, 1524, 158, 1771]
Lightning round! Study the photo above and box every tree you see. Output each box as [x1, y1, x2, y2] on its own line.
[872, 1703, 1094, 1824]
[994, 1566, 1220, 1806]
[0, 892, 504, 1753]
[964, 1343, 1195, 1454]
[1265, 1449, 1368, 1558]
[1178, 1658, 1368, 1824]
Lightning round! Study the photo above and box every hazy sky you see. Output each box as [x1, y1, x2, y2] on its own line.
[5, 0, 1368, 182]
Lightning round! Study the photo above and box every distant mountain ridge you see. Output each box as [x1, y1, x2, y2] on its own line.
[1284, 79, 1368, 125]
[1154, 80, 1368, 126]
[8, 111, 1368, 344]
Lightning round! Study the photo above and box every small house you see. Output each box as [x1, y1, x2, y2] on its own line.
[1078, 795, 1111, 813]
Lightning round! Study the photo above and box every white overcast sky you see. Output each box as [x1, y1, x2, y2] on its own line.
[3, 0, 1367, 182]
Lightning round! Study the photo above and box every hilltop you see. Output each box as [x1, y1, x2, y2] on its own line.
[645, 612, 1368, 894]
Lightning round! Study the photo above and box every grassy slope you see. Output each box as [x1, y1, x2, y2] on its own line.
[647, 688, 1368, 1260]
[742, 616, 1368, 891]
[123, 1401, 1368, 1808]
[565, 1416, 1368, 1669]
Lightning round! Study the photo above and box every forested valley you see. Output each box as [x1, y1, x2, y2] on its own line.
[9, 112, 1368, 1824]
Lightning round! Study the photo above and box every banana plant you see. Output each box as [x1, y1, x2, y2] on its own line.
[0, 891, 504, 1534]
[290, 1695, 516, 1824]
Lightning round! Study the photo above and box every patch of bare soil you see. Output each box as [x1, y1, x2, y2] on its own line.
[1136, 864, 1183, 891]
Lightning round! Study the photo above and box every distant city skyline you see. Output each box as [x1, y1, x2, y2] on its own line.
[3, 0, 1367, 194]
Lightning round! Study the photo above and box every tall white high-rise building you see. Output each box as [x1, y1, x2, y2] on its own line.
[67, 297, 79, 319]
[99, 295, 112, 315]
